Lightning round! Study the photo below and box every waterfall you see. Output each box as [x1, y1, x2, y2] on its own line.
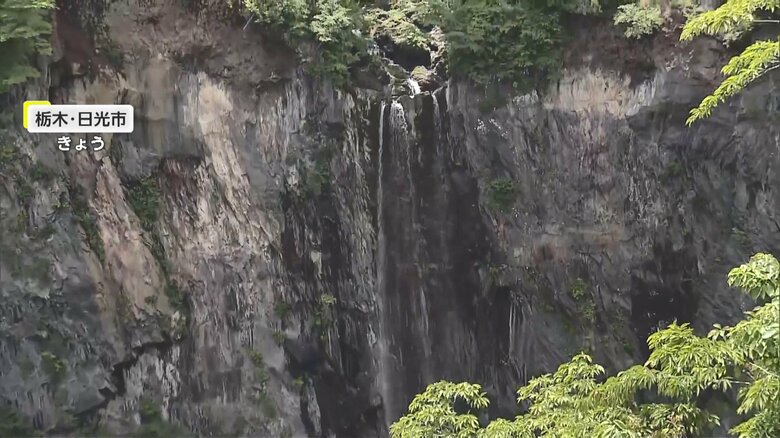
[406, 78, 421, 96]
[376, 102, 395, 428]
[377, 99, 418, 428]
[376, 93, 439, 428]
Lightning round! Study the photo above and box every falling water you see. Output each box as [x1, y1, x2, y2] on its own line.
[509, 300, 516, 359]
[375, 102, 395, 428]
[406, 78, 421, 96]
[432, 94, 441, 156]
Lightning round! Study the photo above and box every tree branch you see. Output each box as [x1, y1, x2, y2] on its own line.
[243, 14, 255, 30]
[757, 63, 780, 79]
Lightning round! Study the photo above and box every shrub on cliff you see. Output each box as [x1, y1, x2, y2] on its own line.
[391, 253, 780, 437]
[440, 0, 568, 86]
[613, 2, 664, 39]
[370, 0, 600, 86]
[237, 0, 370, 86]
[0, 0, 54, 93]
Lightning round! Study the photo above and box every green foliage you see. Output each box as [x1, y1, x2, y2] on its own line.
[580, 300, 596, 323]
[662, 159, 683, 179]
[68, 183, 106, 263]
[240, 0, 369, 86]
[274, 299, 293, 320]
[732, 227, 752, 249]
[109, 139, 123, 166]
[29, 162, 55, 182]
[0, 141, 20, 169]
[272, 329, 286, 345]
[124, 176, 188, 318]
[14, 177, 33, 208]
[442, 0, 569, 85]
[11, 210, 27, 233]
[40, 351, 66, 384]
[236, 0, 597, 87]
[569, 277, 598, 323]
[247, 348, 272, 408]
[486, 178, 517, 213]
[687, 40, 779, 124]
[302, 158, 331, 198]
[320, 293, 337, 306]
[139, 398, 161, 423]
[488, 263, 507, 284]
[0, 406, 40, 437]
[309, 0, 369, 85]
[127, 177, 161, 232]
[0, 0, 54, 93]
[680, 0, 780, 124]
[164, 282, 186, 311]
[248, 349, 265, 369]
[613, 3, 664, 39]
[310, 294, 337, 339]
[647, 254, 779, 437]
[728, 252, 778, 300]
[680, 0, 778, 40]
[389, 381, 489, 438]
[241, 0, 308, 35]
[570, 277, 588, 301]
[137, 398, 190, 437]
[392, 253, 780, 438]
[365, 0, 435, 51]
[259, 393, 277, 418]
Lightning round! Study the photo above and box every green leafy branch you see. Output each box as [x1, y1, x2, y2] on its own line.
[681, 0, 780, 124]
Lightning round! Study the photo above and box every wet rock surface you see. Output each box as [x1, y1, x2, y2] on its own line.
[0, 1, 778, 437]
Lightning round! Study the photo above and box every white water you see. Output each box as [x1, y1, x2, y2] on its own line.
[406, 78, 421, 95]
[432, 95, 441, 155]
[375, 102, 395, 428]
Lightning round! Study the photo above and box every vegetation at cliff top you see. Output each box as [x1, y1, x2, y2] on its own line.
[234, 0, 780, 111]
[613, 2, 663, 39]
[391, 253, 780, 438]
[0, 0, 54, 93]
[3, 0, 776, 107]
[235, 0, 601, 87]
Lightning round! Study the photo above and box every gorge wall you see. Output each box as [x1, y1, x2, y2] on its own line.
[0, 1, 778, 437]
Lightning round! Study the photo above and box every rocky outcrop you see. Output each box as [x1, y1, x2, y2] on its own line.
[0, 1, 777, 437]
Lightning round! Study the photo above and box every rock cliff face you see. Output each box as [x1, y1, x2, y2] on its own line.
[0, 1, 778, 437]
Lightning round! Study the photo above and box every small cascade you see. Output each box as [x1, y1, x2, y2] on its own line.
[406, 78, 421, 96]
[432, 94, 441, 155]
